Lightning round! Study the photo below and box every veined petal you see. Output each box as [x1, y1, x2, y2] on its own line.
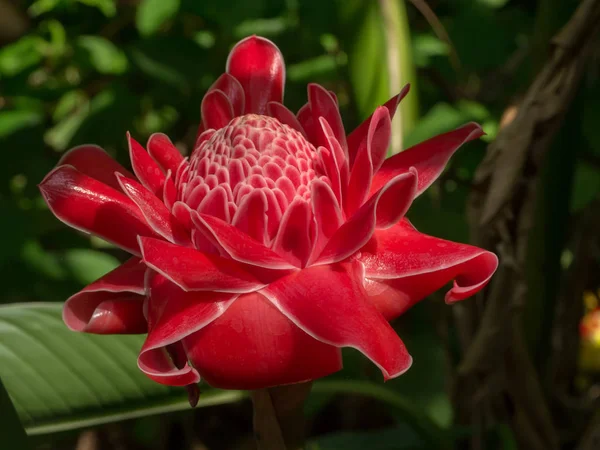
[147, 133, 185, 176]
[184, 291, 342, 389]
[128, 133, 166, 196]
[226, 35, 285, 114]
[315, 170, 417, 265]
[39, 165, 157, 254]
[116, 174, 191, 246]
[201, 89, 235, 130]
[347, 85, 409, 166]
[194, 213, 295, 270]
[208, 73, 245, 116]
[58, 145, 134, 192]
[262, 262, 412, 380]
[63, 257, 147, 333]
[359, 220, 498, 319]
[371, 122, 484, 197]
[139, 236, 267, 293]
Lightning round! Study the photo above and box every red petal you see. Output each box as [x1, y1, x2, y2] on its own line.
[139, 236, 267, 293]
[360, 220, 498, 319]
[266, 102, 307, 137]
[208, 73, 245, 116]
[63, 257, 147, 333]
[128, 133, 166, 196]
[147, 133, 185, 176]
[308, 84, 347, 154]
[310, 179, 343, 260]
[116, 174, 191, 246]
[347, 85, 409, 166]
[345, 107, 392, 216]
[138, 273, 235, 386]
[198, 186, 230, 222]
[231, 188, 268, 244]
[262, 262, 412, 380]
[58, 145, 134, 192]
[371, 122, 484, 196]
[315, 170, 417, 265]
[201, 89, 234, 130]
[297, 103, 316, 142]
[226, 36, 285, 114]
[272, 198, 313, 268]
[193, 213, 295, 270]
[39, 165, 156, 254]
[184, 291, 342, 389]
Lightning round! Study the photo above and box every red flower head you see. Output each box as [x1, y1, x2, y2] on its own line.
[39, 36, 498, 397]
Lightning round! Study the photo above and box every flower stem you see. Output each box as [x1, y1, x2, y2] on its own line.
[251, 382, 312, 450]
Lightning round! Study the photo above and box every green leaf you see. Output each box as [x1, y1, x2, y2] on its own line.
[0, 303, 246, 435]
[338, 0, 418, 149]
[62, 249, 120, 285]
[76, 36, 129, 74]
[76, 0, 117, 17]
[311, 380, 446, 448]
[0, 377, 30, 449]
[0, 110, 44, 139]
[136, 0, 180, 36]
[0, 37, 46, 77]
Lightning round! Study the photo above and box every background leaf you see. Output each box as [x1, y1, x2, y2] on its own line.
[0, 303, 245, 435]
[136, 0, 181, 37]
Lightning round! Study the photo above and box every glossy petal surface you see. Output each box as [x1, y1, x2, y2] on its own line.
[263, 262, 412, 380]
[63, 258, 147, 333]
[39, 165, 156, 254]
[184, 292, 342, 389]
[226, 36, 285, 114]
[360, 220, 498, 319]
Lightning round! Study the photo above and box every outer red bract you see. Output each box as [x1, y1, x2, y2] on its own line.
[39, 36, 498, 397]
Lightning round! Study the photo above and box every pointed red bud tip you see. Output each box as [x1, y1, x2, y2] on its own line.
[186, 384, 200, 408]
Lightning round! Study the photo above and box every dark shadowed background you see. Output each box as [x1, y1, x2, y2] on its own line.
[1, 0, 599, 449]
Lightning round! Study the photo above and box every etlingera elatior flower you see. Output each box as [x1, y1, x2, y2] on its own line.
[39, 36, 498, 398]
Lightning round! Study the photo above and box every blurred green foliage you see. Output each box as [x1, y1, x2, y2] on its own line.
[1, 0, 599, 448]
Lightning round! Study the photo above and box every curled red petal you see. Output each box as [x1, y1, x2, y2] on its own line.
[262, 262, 412, 380]
[139, 236, 267, 293]
[116, 174, 191, 246]
[128, 133, 166, 196]
[226, 35, 285, 114]
[371, 122, 484, 197]
[347, 85, 410, 166]
[315, 170, 417, 265]
[58, 144, 134, 192]
[147, 133, 185, 176]
[63, 257, 147, 333]
[184, 291, 342, 390]
[137, 273, 237, 387]
[208, 73, 245, 116]
[201, 89, 235, 130]
[39, 165, 156, 255]
[360, 220, 499, 319]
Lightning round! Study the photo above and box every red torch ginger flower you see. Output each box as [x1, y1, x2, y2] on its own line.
[39, 36, 498, 397]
